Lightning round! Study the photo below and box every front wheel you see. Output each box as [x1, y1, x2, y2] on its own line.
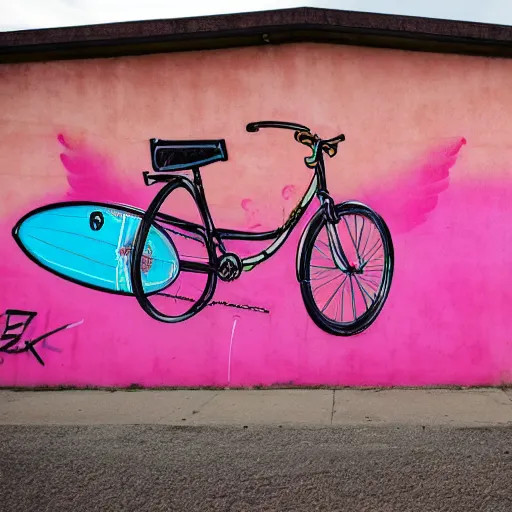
[298, 202, 394, 336]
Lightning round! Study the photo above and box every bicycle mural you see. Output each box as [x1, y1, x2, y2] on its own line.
[2, 42, 502, 389]
[12, 122, 394, 336]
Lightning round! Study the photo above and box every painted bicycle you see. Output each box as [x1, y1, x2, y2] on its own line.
[13, 121, 394, 336]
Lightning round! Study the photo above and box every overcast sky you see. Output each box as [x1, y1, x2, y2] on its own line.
[1, 0, 511, 32]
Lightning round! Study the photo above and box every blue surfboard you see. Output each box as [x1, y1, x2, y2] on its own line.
[13, 203, 180, 295]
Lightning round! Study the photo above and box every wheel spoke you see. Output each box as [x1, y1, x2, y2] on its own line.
[359, 273, 380, 284]
[360, 220, 373, 258]
[343, 216, 360, 262]
[311, 268, 338, 280]
[362, 236, 380, 260]
[355, 276, 375, 307]
[313, 243, 331, 260]
[317, 238, 330, 249]
[312, 272, 344, 293]
[354, 276, 369, 311]
[340, 285, 345, 322]
[321, 275, 349, 313]
[310, 264, 337, 270]
[362, 239, 383, 263]
[359, 275, 380, 292]
[349, 276, 357, 320]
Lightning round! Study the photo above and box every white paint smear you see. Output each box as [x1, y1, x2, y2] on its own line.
[227, 317, 238, 385]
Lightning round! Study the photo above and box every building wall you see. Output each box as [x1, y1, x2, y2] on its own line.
[0, 42, 509, 387]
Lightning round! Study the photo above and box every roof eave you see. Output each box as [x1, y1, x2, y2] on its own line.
[2, 7, 512, 63]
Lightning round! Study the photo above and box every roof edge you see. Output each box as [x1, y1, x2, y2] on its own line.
[2, 7, 512, 63]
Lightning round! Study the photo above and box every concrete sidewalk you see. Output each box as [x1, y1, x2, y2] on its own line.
[2, 388, 512, 426]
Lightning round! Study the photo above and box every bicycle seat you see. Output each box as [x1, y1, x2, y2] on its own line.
[150, 138, 228, 172]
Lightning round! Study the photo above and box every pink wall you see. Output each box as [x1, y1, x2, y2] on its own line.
[0, 43, 511, 387]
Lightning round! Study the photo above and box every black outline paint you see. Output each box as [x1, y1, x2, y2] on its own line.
[0, 309, 82, 365]
[297, 203, 394, 336]
[157, 292, 270, 314]
[12, 120, 394, 336]
[12, 202, 180, 297]
[89, 210, 104, 231]
[151, 138, 228, 172]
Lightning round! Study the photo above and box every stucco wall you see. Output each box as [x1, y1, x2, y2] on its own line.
[0, 42, 508, 387]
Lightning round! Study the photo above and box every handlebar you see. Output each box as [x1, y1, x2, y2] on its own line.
[246, 121, 311, 133]
[247, 120, 345, 168]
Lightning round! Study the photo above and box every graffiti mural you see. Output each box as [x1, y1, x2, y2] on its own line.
[0, 309, 82, 365]
[3, 43, 503, 388]
[12, 121, 394, 337]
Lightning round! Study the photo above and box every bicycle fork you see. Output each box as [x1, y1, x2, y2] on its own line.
[315, 159, 356, 275]
[319, 195, 353, 273]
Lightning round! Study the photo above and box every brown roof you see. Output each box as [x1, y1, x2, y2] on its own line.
[2, 6, 512, 63]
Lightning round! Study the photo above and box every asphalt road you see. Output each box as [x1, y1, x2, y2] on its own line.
[1, 425, 512, 511]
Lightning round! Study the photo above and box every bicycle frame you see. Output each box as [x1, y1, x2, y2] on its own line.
[141, 144, 351, 277]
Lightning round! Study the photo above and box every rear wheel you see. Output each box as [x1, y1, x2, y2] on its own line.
[131, 179, 217, 323]
[299, 202, 394, 336]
